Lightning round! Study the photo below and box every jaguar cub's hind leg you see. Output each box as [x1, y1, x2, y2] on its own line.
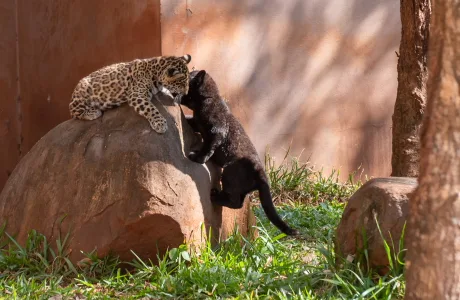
[69, 98, 103, 121]
[211, 188, 246, 209]
[128, 82, 167, 133]
[80, 108, 103, 120]
[211, 162, 256, 209]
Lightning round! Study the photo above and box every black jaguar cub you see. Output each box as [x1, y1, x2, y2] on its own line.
[181, 70, 299, 236]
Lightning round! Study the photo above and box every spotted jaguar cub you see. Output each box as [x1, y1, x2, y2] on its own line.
[69, 54, 192, 133]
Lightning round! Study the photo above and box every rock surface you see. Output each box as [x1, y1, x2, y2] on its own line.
[335, 177, 417, 272]
[0, 94, 254, 263]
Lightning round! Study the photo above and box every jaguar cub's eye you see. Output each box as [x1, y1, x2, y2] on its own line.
[167, 68, 180, 77]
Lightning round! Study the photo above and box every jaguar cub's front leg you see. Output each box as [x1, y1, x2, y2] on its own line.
[188, 132, 224, 164]
[128, 83, 167, 133]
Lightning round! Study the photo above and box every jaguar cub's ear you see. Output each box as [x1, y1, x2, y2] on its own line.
[181, 54, 192, 64]
[192, 70, 207, 87]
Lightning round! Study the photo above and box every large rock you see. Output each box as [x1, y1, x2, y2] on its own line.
[335, 177, 417, 273]
[0, 94, 254, 263]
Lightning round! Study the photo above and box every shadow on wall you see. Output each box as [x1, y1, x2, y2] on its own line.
[162, 0, 400, 180]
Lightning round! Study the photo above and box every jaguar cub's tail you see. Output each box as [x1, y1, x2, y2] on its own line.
[256, 170, 300, 236]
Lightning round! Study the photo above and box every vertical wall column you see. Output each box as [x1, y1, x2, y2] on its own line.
[0, 1, 20, 188]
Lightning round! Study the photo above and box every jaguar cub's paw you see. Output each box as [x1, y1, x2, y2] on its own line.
[149, 118, 167, 134]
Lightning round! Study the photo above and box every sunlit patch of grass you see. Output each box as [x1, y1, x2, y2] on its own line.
[0, 153, 406, 299]
[0, 207, 405, 299]
[262, 149, 364, 205]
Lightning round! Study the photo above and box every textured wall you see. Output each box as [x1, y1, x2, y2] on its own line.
[0, 1, 20, 190]
[0, 0, 161, 190]
[1, 0, 401, 192]
[161, 0, 400, 179]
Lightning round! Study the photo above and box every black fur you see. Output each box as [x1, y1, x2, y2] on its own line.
[181, 70, 299, 236]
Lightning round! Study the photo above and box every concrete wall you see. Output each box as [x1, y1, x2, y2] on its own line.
[0, 0, 161, 190]
[161, 0, 400, 179]
[0, 0, 400, 191]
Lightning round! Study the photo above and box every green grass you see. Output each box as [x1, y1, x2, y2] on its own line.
[263, 149, 364, 204]
[0, 154, 405, 299]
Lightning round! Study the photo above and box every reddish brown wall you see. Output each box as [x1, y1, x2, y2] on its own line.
[0, 0, 161, 190]
[1, 0, 401, 191]
[0, 1, 20, 189]
[161, 0, 400, 179]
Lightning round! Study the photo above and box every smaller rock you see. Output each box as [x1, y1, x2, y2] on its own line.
[335, 177, 417, 274]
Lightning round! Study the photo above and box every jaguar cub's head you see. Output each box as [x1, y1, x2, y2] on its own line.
[180, 70, 220, 109]
[157, 54, 192, 98]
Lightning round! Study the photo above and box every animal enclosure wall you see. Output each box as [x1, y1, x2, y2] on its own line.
[0, 0, 161, 190]
[162, 0, 400, 179]
[0, 0, 400, 191]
